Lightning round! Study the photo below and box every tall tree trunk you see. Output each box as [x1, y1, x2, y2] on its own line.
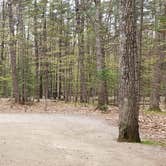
[138, 0, 144, 103]
[1, 0, 5, 61]
[43, 5, 49, 101]
[149, 0, 165, 111]
[164, 3, 166, 107]
[75, 0, 87, 103]
[17, 0, 27, 104]
[57, 0, 63, 100]
[34, 0, 40, 102]
[8, 0, 19, 103]
[0, 0, 7, 97]
[118, 0, 141, 142]
[94, 0, 108, 109]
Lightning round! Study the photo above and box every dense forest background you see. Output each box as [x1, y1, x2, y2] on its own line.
[0, 0, 165, 112]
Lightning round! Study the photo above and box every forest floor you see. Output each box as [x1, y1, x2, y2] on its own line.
[0, 99, 166, 166]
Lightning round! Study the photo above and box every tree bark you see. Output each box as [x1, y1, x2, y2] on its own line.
[17, 0, 27, 104]
[118, 0, 141, 142]
[94, 0, 108, 108]
[8, 0, 19, 103]
[75, 0, 87, 103]
[42, 4, 49, 101]
[149, 49, 162, 111]
[34, 0, 40, 102]
[149, 0, 165, 111]
[138, 0, 144, 102]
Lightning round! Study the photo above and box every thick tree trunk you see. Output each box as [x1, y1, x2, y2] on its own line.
[8, 0, 19, 103]
[118, 0, 141, 142]
[164, 3, 166, 107]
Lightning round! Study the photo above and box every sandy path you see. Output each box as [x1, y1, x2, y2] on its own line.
[0, 113, 165, 166]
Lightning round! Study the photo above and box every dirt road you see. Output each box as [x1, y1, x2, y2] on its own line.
[0, 113, 165, 166]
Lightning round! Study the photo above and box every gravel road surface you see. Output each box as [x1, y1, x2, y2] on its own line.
[0, 113, 165, 166]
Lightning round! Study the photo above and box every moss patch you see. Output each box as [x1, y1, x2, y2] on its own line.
[143, 109, 166, 115]
[142, 140, 166, 147]
[97, 104, 109, 113]
[147, 108, 162, 112]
